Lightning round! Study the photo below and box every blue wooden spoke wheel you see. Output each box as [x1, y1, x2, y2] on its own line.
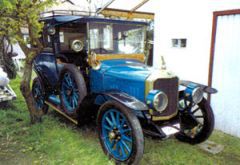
[176, 92, 214, 144]
[59, 64, 87, 117]
[32, 77, 48, 114]
[61, 72, 79, 113]
[97, 101, 144, 164]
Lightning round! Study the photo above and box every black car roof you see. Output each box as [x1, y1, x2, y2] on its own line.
[41, 15, 149, 26]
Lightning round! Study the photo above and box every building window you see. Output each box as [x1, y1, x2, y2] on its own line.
[172, 39, 187, 48]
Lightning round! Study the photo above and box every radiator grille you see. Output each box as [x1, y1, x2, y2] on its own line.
[151, 77, 179, 119]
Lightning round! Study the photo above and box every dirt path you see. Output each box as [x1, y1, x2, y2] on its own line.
[0, 139, 33, 165]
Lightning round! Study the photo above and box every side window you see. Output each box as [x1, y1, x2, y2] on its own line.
[89, 24, 113, 50]
[41, 30, 52, 50]
[90, 29, 100, 49]
[103, 25, 113, 50]
[117, 27, 145, 54]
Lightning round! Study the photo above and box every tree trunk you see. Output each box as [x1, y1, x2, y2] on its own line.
[20, 53, 42, 124]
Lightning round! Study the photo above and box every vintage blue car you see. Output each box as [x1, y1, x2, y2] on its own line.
[32, 11, 217, 164]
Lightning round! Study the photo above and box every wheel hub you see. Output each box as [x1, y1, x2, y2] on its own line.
[185, 124, 202, 138]
[109, 131, 116, 139]
[109, 130, 121, 140]
[66, 89, 72, 96]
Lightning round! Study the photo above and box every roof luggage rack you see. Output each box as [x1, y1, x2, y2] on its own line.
[40, 10, 97, 18]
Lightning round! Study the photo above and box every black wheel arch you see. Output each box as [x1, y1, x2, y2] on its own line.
[94, 91, 149, 112]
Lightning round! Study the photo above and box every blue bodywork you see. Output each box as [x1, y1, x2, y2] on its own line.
[33, 53, 151, 101]
[33, 52, 64, 89]
[33, 52, 151, 111]
[90, 59, 151, 102]
[146, 90, 161, 109]
[33, 52, 59, 87]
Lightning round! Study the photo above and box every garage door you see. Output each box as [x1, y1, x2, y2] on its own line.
[211, 12, 240, 137]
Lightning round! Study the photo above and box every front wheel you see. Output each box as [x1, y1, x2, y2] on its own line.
[176, 96, 215, 144]
[97, 101, 144, 165]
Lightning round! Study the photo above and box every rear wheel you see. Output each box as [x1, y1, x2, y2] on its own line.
[59, 64, 87, 117]
[32, 77, 48, 114]
[176, 94, 214, 144]
[97, 101, 144, 165]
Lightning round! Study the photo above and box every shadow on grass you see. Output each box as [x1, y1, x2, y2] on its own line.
[48, 110, 98, 138]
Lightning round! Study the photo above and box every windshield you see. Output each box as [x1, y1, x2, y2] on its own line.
[89, 22, 146, 54]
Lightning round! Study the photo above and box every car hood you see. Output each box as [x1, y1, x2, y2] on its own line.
[100, 59, 152, 81]
[89, 59, 176, 102]
[89, 59, 152, 102]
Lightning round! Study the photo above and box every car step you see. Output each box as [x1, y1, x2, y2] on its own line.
[45, 95, 78, 125]
[144, 122, 180, 139]
[153, 123, 180, 139]
[160, 123, 180, 137]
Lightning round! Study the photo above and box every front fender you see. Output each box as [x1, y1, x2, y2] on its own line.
[94, 91, 148, 111]
[180, 80, 218, 94]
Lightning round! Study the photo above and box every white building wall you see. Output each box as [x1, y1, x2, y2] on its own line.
[154, 0, 240, 85]
[154, 0, 240, 137]
[211, 14, 240, 137]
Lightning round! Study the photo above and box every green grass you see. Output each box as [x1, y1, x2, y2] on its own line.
[0, 77, 240, 165]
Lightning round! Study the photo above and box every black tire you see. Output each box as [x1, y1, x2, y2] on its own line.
[97, 101, 144, 165]
[32, 77, 48, 114]
[59, 64, 87, 117]
[175, 98, 215, 144]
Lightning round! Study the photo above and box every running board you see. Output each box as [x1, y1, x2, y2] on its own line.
[45, 101, 78, 125]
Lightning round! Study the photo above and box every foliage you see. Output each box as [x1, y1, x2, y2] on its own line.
[0, 0, 52, 44]
[1, 77, 240, 164]
[0, 0, 55, 123]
